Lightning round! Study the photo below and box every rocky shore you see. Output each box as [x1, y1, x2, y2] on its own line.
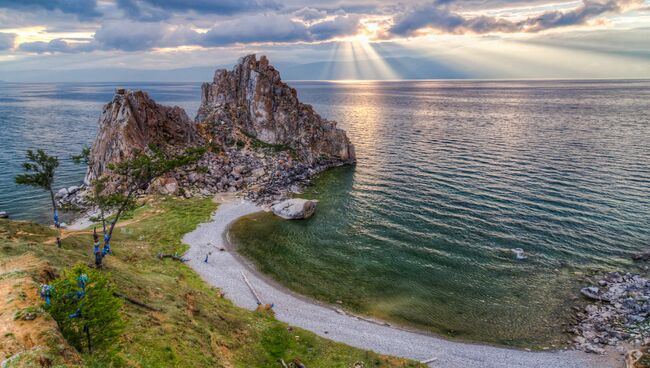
[59, 54, 355, 209]
[574, 271, 650, 358]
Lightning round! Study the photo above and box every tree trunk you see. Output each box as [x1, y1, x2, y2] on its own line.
[85, 325, 92, 354]
[107, 187, 136, 239]
[49, 188, 61, 248]
[48, 188, 58, 227]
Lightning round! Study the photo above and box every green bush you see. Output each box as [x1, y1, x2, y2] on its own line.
[46, 264, 124, 355]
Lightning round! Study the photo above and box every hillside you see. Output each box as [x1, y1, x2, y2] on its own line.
[0, 196, 423, 368]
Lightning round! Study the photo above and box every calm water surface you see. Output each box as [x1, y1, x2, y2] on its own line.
[230, 80, 650, 346]
[0, 82, 200, 223]
[1, 80, 649, 346]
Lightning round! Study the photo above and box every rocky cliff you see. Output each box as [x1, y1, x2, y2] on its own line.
[85, 89, 199, 184]
[78, 55, 355, 204]
[197, 54, 355, 165]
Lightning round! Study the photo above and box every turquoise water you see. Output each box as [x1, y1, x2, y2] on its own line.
[230, 80, 650, 346]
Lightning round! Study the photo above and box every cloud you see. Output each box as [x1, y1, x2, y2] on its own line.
[0, 0, 101, 19]
[200, 13, 361, 46]
[293, 7, 329, 21]
[118, 0, 279, 15]
[0, 32, 16, 50]
[17, 39, 98, 53]
[115, 0, 170, 22]
[93, 20, 198, 51]
[308, 15, 362, 40]
[390, 0, 643, 35]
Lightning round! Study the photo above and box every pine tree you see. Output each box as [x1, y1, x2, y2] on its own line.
[46, 263, 124, 355]
[15, 149, 61, 247]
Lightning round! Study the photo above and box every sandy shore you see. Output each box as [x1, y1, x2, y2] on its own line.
[183, 195, 616, 367]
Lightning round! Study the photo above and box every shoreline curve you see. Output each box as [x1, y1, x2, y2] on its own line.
[182, 194, 616, 368]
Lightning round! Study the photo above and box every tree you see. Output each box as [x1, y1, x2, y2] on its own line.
[46, 263, 124, 355]
[104, 145, 205, 240]
[15, 149, 61, 246]
[73, 144, 205, 263]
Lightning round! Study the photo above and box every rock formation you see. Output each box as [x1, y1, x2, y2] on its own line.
[85, 89, 198, 184]
[197, 54, 355, 165]
[75, 55, 355, 204]
[271, 198, 318, 220]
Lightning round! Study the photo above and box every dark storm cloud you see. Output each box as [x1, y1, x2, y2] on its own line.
[0, 32, 16, 50]
[0, 0, 102, 19]
[390, 0, 641, 35]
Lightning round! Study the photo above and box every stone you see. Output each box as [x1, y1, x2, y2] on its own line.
[580, 287, 602, 301]
[0, 211, 8, 218]
[151, 176, 179, 195]
[251, 167, 265, 179]
[583, 344, 605, 354]
[271, 198, 318, 220]
[56, 187, 68, 198]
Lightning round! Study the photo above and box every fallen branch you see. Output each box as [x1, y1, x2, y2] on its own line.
[241, 271, 262, 305]
[421, 357, 438, 364]
[157, 253, 187, 262]
[113, 292, 161, 311]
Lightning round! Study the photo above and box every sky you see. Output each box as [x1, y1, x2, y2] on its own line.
[0, 0, 648, 81]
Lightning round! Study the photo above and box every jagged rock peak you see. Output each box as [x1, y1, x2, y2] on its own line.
[85, 89, 198, 184]
[196, 54, 355, 165]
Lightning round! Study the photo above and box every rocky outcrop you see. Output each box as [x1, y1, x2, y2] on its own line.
[271, 199, 318, 220]
[78, 55, 355, 205]
[197, 54, 355, 165]
[573, 272, 650, 354]
[85, 89, 199, 184]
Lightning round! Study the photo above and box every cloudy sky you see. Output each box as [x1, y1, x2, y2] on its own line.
[0, 0, 648, 81]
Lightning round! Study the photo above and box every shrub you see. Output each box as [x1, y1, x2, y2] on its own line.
[46, 263, 124, 355]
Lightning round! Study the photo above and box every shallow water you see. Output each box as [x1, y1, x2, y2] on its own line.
[230, 80, 650, 346]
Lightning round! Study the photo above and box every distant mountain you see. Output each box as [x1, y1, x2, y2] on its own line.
[0, 57, 475, 82]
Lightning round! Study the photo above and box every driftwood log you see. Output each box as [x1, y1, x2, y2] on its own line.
[157, 253, 188, 262]
[113, 292, 161, 311]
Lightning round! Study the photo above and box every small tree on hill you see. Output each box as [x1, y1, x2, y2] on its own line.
[73, 144, 205, 263]
[104, 144, 205, 241]
[46, 263, 124, 354]
[15, 149, 61, 247]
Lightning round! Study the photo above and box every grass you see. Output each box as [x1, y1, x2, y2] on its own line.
[0, 196, 424, 368]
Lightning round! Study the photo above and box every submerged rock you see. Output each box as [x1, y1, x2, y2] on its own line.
[271, 199, 318, 220]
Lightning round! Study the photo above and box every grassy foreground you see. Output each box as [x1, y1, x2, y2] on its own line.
[0, 196, 424, 368]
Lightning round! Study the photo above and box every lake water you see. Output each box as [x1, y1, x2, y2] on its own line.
[229, 80, 650, 347]
[2, 80, 649, 347]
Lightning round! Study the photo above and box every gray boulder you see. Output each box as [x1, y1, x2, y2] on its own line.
[271, 199, 318, 220]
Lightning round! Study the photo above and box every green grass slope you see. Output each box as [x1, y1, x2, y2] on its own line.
[0, 196, 424, 368]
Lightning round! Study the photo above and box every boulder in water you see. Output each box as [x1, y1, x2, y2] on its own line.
[0, 211, 8, 218]
[271, 199, 318, 220]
